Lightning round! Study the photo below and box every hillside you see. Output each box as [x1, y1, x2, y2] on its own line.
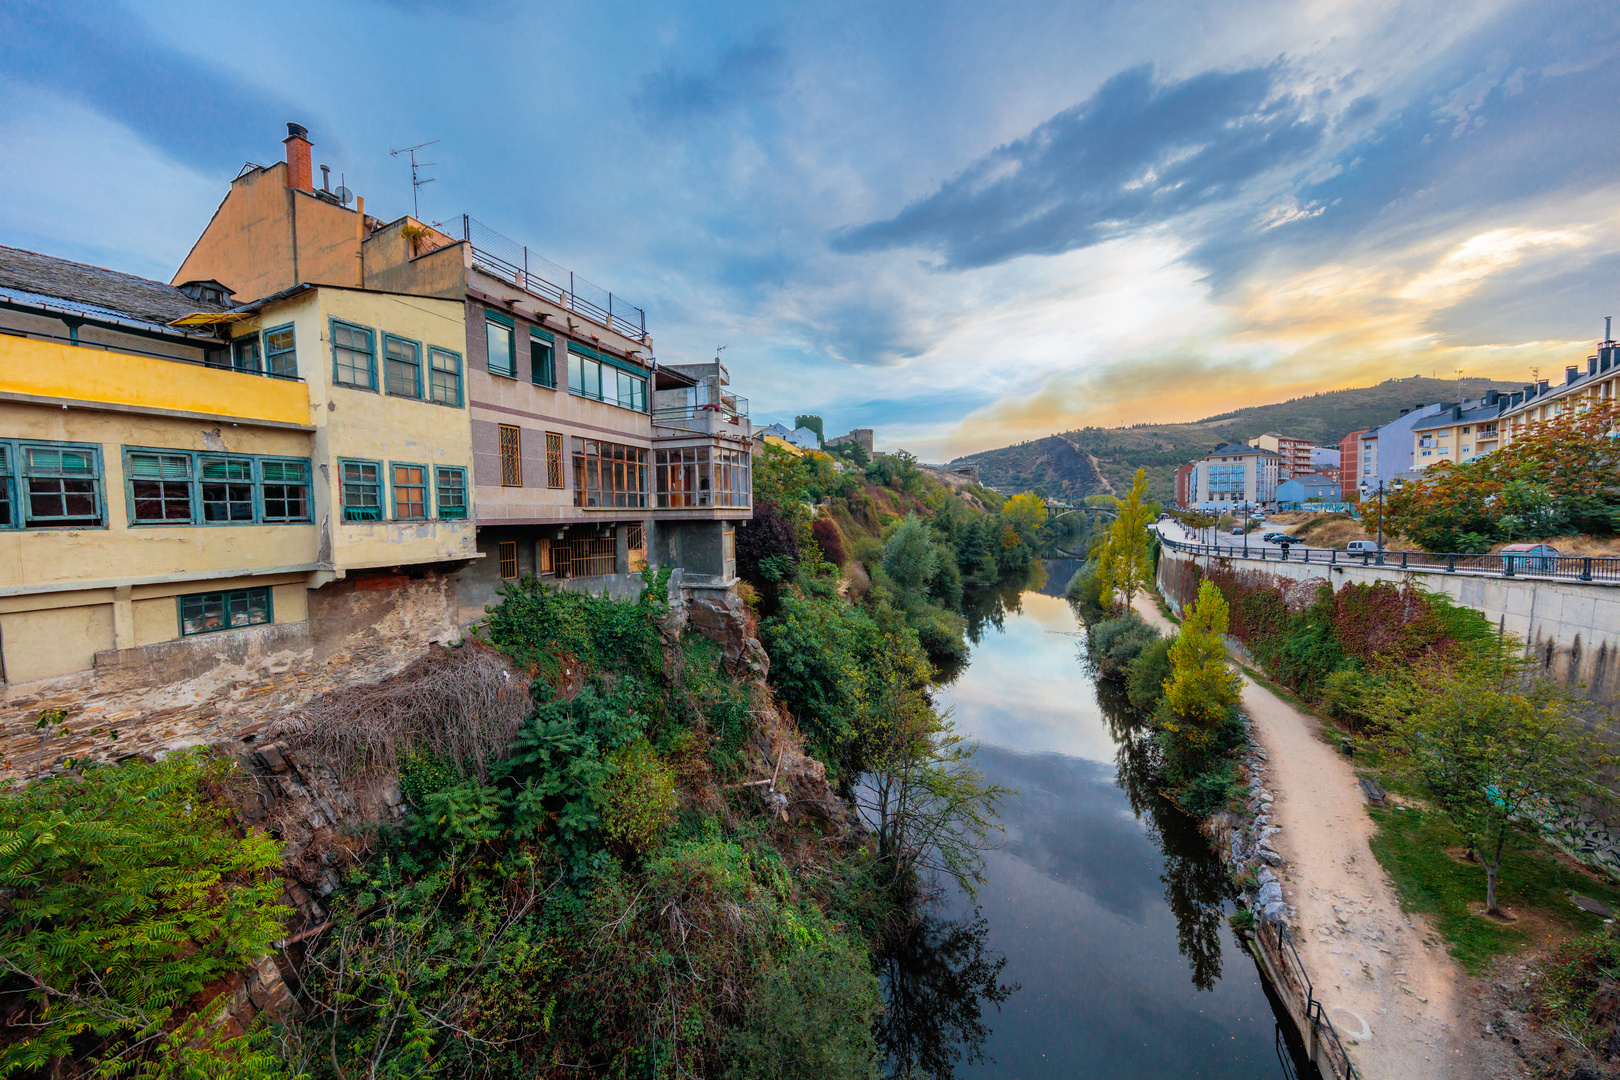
[951, 376, 1520, 503]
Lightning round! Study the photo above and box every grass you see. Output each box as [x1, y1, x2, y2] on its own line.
[1368, 806, 1620, 975]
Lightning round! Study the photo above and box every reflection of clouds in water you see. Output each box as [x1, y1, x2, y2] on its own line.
[940, 591, 1115, 761]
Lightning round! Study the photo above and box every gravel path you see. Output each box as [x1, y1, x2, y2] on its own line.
[1131, 593, 1469, 1079]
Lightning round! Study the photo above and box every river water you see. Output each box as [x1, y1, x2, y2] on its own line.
[883, 561, 1318, 1079]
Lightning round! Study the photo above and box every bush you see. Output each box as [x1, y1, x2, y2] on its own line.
[602, 740, 678, 857]
[812, 517, 847, 566]
[738, 496, 802, 591]
[1065, 560, 1109, 623]
[1090, 613, 1160, 680]
[1125, 635, 1175, 710]
[724, 936, 884, 1080]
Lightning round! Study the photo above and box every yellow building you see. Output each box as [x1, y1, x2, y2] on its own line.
[0, 244, 475, 685]
[1408, 398, 1504, 471]
[1497, 342, 1620, 448]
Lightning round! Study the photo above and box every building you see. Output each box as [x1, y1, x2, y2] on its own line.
[1309, 445, 1341, 484]
[826, 428, 874, 456]
[753, 423, 819, 450]
[1193, 443, 1279, 510]
[1276, 473, 1341, 504]
[1410, 394, 1506, 470]
[0, 245, 476, 684]
[1174, 461, 1197, 508]
[1496, 336, 1620, 448]
[1246, 432, 1313, 481]
[172, 123, 752, 624]
[1357, 402, 1449, 498]
[1338, 429, 1367, 501]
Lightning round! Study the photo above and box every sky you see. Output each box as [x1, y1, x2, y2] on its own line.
[3, 0, 1619, 461]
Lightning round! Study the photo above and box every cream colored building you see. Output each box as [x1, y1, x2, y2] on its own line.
[1409, 397, 1505, 471]
[1498, 342, 1620, 448]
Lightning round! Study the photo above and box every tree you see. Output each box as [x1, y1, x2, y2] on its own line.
[1368, 654, 1607, 913]
[998, 491, 1047, 542]
[1097, 467, 1156, 611]
[1160, 580, 1242, 759]
[882, 515, 941, 601]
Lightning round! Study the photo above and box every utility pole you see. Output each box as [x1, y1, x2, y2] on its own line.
[1376, 480, 1385, 565]
[390, 140, 440, 219]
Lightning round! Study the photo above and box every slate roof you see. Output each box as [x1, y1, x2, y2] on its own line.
[1207, 443, 1279, 457]
[0, 245, 227, 333]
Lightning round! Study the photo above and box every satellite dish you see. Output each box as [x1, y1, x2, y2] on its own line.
[335, 186, 353, 207]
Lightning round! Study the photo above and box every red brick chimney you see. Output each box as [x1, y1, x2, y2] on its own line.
[283, 122, 313, 192]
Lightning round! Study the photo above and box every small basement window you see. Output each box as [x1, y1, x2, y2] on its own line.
[179, 586, 271, 636]
[498, 540, 518, 579]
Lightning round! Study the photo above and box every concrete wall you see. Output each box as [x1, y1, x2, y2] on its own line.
[1157, 546, 1620, 701]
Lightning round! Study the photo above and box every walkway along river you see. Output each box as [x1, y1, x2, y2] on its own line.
[885, 561, 1320, 1078]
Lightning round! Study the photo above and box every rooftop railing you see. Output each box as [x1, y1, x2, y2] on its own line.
[459, 215, 648, 342]
[652, 395, 749, 433]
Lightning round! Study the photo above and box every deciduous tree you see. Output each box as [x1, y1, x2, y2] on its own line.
[1097, 467, 1156, 611]
[1160, 580, 1242, 755]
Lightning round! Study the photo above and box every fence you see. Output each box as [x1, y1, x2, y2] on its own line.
[558, 537, 617, 578]
[459, 216, 648, 342]
[1161, 534, 1620, 585]
[1255, 921, 1361, 1080]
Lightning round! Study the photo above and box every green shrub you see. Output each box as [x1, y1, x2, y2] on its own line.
[1065, 560, 1109, 623]
[1125, 634, 1175, 710]
[601, 741, 677, 856]
[1090, 613, 1160, 680]
[724, 936, 883, 1080]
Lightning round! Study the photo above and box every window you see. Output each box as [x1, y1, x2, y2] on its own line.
[723, 528, 735, 567]
[20, 443, 102, 528]
[260, 459, 311, 522]
[568, 346, 602, 400]
[428, 348, 462, 406]
[435, 466, 467, 519]
[498, 540, 518, 579]
[179, 586, 271, 636]
[200, 457, 255, 522]
[538, 537, 552, 574]
[546, 432, 564, 488]
[615, 368, 646, 411]
[332, 321, 376, 389]
[486, 311, 516, 377]
[0, 447, 10, 528]
[499, 425, 521, 487]
[264, 324, 297, 378]
[392, 463, 427, 520]
[654, 446, 752, 508]
[531, 330, 556, 388]
[384, 335, 422, 398]
[231, 336, 262, 373]
[572, 438, 647, 508]
[340, 460, 382, 521]
[128, 451, 193, 524]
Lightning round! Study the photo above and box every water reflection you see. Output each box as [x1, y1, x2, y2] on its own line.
[877, 911, 1017, 1080]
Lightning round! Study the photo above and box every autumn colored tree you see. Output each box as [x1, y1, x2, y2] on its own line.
[1160, 580, 1242, 761]
[1386, 399, 1620, 550]
[999, 491, 1048, 543]
[1097, 468, 1156, 611]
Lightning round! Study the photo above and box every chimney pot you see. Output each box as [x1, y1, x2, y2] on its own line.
[283, 122, 313, 192]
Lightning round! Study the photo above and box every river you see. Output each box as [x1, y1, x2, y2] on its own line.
[880, 560, 1318, 1079]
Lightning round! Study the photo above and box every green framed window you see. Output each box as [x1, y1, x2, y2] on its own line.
[384, 334, 422, 398]
[179, 586, 272, 636]
[428, 347, 463, 406]
[264, 324, 297, 378]
[485, 310, 516, 377]
[200, 456, 255, 523]
[128, 451, 194, 524]
[22, 443, 103, 528]
[435, 466, 467, 519]
[231, 336, 262, 374]
[531, 329, 556, 388]
[391, 463, 427, 521]
[0, 446, 11, 528]
[340, 459, 382, 521]
[614, 368, 646, 411]
[567, 345, 602, 401]
[260, 459, 311, 523]
[332, 320, 376, 389]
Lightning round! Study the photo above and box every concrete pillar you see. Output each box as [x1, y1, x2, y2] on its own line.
[615, 523, 630, 574]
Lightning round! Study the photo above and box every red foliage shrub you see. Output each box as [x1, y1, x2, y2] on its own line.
[811, 518, 846, 566]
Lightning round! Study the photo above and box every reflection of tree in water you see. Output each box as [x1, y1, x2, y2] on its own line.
[961, 573, 1032, 644]
[876, 909, 1017, 1080]
[1095, 678, 1235, 993]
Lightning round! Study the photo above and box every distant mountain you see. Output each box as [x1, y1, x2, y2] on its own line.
[950, 376, 1520, 503]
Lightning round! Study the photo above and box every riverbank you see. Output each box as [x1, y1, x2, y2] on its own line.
[1131, 592, 1475, 1079]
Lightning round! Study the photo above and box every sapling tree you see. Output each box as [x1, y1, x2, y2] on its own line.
[1098, 468, 1156, 612]
[1159, 580, 1242, 773]
[1369, 654, 1607, 913]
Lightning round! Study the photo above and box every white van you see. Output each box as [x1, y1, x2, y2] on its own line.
[1345, 540, 1383, 554]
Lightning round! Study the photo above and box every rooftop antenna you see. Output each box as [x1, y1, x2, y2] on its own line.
[389, 140, 439, 219]
[715, 344, 728, 363]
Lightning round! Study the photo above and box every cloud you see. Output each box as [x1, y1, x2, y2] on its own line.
[633, 30, 789, 124]
[0, 0, 305, 175]
[830, 63, 1325, 269]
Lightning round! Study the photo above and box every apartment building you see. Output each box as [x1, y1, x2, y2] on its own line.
[1193, 443, 1279, 510]
[0, 245, 475, 684]
[1245, 432, 1313, 480]
[1174, 461, 1196, 508]
[1496, 338, 1620, 447]
[1410, 394, 1505, 471]
[1338, 429, 1367, 501]
[173, 124, 752, 623]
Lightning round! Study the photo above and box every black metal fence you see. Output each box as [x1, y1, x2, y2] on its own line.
[459, 215, 648, 342]
[1161, 534, 1620, 585]
[1257, 921, 1361, 1080]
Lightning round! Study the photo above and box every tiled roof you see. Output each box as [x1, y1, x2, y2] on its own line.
[0, 245, 226, 331]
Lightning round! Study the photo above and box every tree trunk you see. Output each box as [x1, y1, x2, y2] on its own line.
[1484, 830, 1505, 914]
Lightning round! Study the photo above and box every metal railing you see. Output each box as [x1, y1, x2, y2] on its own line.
[1259, 921, 1360, 1080]
[1161, 534, 1620, 585]
[652, 396, 749, 426]
[6, 328, 304, 382]
[459, 215, 648, 342]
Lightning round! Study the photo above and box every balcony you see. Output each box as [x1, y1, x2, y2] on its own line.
[458, 215, 648, 342]
[652, 395, 749, 436]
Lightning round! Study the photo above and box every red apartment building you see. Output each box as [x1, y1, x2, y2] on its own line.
[1339, 429, 1367, 501]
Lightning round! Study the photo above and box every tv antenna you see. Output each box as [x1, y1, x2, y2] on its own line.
[390, 140, 439, 219]
[715, 344, 728, 363]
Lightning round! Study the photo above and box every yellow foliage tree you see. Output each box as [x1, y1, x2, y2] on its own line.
[1000, 491, 1048, 540]
[1161, 580, 1242, 753]
[1097, 467, 1155, 611]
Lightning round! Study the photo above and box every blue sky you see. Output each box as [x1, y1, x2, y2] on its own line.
[4, 0, 1618, 460]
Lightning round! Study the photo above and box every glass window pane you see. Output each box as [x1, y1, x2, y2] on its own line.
[486, 321, 514, 376]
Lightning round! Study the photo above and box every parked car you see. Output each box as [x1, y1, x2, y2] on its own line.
[1346, 540, 1383, 554]
[1262, 532, 1291, 544]
[1230, 525, 1245, 536]
[1501, 543, 1561, 572]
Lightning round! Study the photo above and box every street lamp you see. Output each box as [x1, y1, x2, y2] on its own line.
[1376, 480, 1385, 565]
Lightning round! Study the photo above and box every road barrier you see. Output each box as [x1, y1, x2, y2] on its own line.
[1161, 534, 1620, 585]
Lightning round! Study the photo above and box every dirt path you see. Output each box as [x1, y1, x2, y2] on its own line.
[1131, 593, 1470, 1079]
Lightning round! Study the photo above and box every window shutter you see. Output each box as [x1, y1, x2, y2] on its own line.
[128, 453, 190, 479]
